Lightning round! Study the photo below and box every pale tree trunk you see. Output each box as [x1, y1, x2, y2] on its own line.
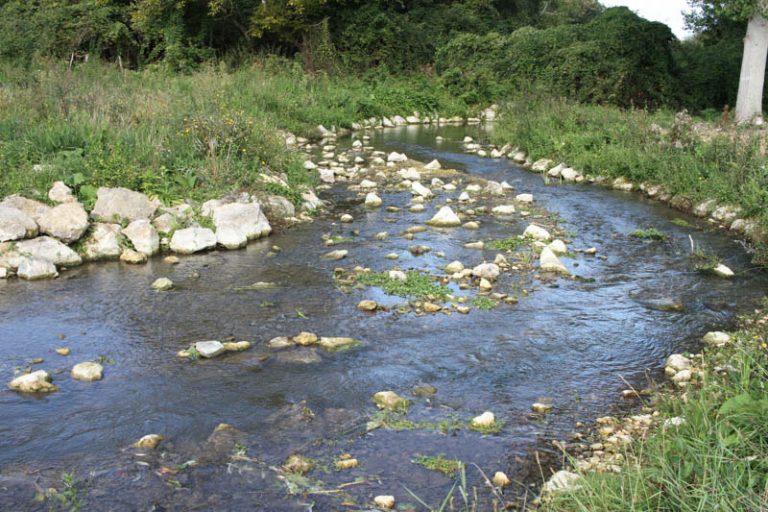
[735, 13, 768, 123]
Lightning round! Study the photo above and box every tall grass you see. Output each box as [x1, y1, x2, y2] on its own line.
[491, 95, 768, 252]
[0, 58, 467, 205]
[544, 303, 768, 511]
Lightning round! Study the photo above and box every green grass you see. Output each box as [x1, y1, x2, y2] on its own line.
[412, 454, 463, 478]
[543, 301, 768, 511]
[630, 228, 668, 241]
[356, 271, 450, 300]
[487, 236, 528, 251]
[0, 59, 467, 206]
[471, 296, 497, 310]
[491, 95, 768, 262]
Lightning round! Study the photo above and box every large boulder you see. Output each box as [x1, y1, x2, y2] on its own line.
[37, 202, 89, 243]
[81, 223, 122, 261]
[122, 219, 159, 256]
[0, 195, 51, 223]
[211, 202, 271, 240]
[3, 237, 82, 269]
[0, 206, 38, 242]
[90, 187, 158, 223]
[216, 225, 248, 250]
[170, 227, 217, 254]
[17, 257, 58, 280]
[261, 195, 296, 221]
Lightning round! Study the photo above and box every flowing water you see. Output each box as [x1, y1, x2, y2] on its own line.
[1, 125, 765, 511]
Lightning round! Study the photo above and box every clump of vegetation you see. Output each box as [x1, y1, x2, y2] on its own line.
[467, 418, 505, 435]
[487, 236, 528, 251]
[471, 296, 497, 310]
[671, 218, 693, 228]
[412, 454, 463, 478]
[544, 300, 768, 511]
[630, 228, 668, 241]
[356, 271, 450, 300]
[53, 471, 84, 512]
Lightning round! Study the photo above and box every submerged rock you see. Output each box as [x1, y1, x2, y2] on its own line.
[318, 337, 359, 351]
[132, 434, 164, 450]
[8, 370, 57, 393]
[293, 332, 318, 346]
[283, 454, 314, 475]
[373, 391, 410, 411]
[322, 249, 348, 261]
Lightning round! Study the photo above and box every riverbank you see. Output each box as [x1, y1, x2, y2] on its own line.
[488, 96, 768, 264]
[537, 301, 768, 511]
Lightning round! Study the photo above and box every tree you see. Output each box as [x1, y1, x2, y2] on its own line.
[688, 0, 768, 123]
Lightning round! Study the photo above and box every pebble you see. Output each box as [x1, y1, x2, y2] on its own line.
[492, 471, 510, 487]
[374, 495, 396, 509]
[55, 347, 70, 356]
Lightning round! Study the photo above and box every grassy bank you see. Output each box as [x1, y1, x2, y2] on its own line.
[543, 301, 768, 511]
[490, 95, 768, 259]
[0, 59, 467, 206]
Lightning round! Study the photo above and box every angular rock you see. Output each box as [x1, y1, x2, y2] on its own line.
[0, 195, 51, 223]
[515, 193, 533, 203]
[194, 340, 226, 358]
[426, 206, 461, 227]
[37, 202, 89, 244]
[122, 219, 159, 256]
[547, 239, 567, 255]
[81, 223, 122, 261]
[472, 263, 500, 280]
[48, 181, 76, 203]
[322, 249, 348, 261]
[262, 195, 296, 220]
[0, 206, 38, 242]
[17, 257, 58, 280]
[411, 182, 433, 198]
[540, 247, 568, 274]
[492, 472, 510, 488]
[212, 203, 271, 240]
[16, 237, 81, 267]
[542, 471, 582, 495]
[424, 159, 442, 170]
[170, 227, 217, 254]
[445, 261, 465, 273]
[267, 336, 293, 349]
[665, 354, 690, 374]
[91, 187, 157, 223]
[216, 225, 248, 249]
[71, 362, 104, 381]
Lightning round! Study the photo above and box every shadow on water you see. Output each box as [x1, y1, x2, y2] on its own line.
[1, 124, 765, 510]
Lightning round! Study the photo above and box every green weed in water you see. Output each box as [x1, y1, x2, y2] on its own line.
[357, 271, 450, 300]
[630, 228, 668, 241]
[412, 454, 463, 478]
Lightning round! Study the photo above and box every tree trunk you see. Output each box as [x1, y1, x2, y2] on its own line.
[735, 13, 768, 123]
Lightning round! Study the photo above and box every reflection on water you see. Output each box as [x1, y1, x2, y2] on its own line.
[0, 125, 764, 510]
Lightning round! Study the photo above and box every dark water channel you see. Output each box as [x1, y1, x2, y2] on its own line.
[1, 125, 766, 510]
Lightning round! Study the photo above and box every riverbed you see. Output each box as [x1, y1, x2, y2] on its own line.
[1, 125, 764, 511]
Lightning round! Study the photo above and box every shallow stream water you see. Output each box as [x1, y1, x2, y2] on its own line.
[1, 125, 765, 511]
